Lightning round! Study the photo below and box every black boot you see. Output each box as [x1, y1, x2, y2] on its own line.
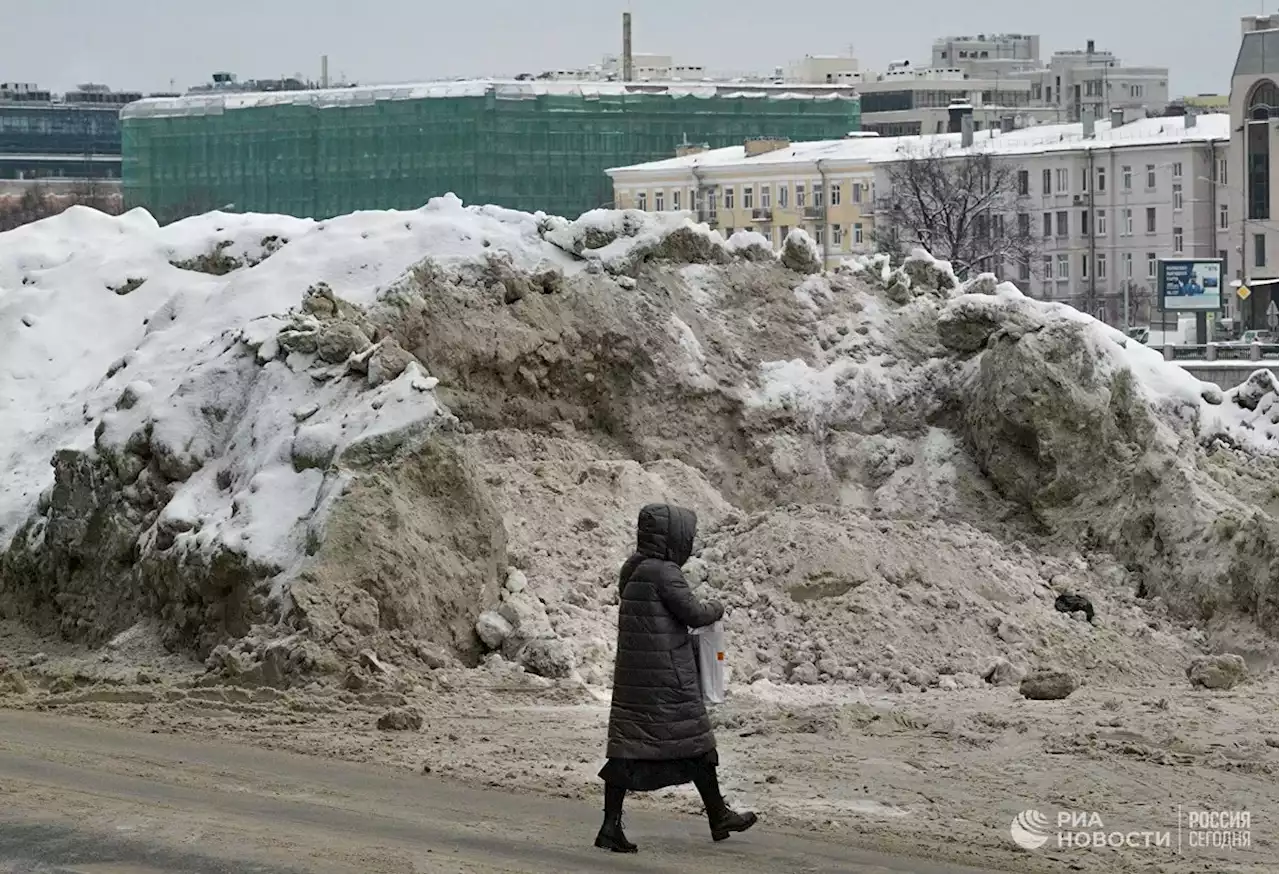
[594, 812, 638, 853]
[693, 765, 758, 842]
[594, 783, 638, 853]
[708, 806, 758, 842]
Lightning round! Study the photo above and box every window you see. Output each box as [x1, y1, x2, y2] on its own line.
[1173, 226, 1184, 253]
[1080, 253, 1090, 280]
[673, 189, 681, 210]
[1042, 212, 1052, 238]
[778, 184, 789, 208]
[852, 182, 862, 203]
[1219, 204, 1228, 230]
[795, 184, 806, 208]
[1097, 167, 1106, 192]
[1172, 182, 1183, 211]
[1123, 252, 1133, 278]
[1080, 209, 1090, 236]
[1042, 168, 1052, 194]
[760, 185, 771, 209]
[1147, 253, 1157, 279]
[853, 222, 863, 244]
[1019, 258, 1031, 281]
[1146, 207, 1156, 233]
[813, 225, 824, 246]
[1217, 158, 1228, 186]
[1146, 164, 1156, 189]
[1220, 249, 1229, 277]
[813, 184, 825, 208]
[1018, 212, 1030, 236]
[1123, 208, 1134, 235]
[993, 214, 1006, 239]
[743, 186, 754, 209]
[1018, 170, 1029, 195]
[1095, 209, 1106, 236]
[1057, 254, 1070, 279]
[1080, 168, 1089, 192]
[829, 183, 841, 206]
[724, 226, 734, 236]
[637, 191, 647, 210]
[779, 224, 790, 239]
[1055, 168, 1069, 192]
[1172, 161, 1182, 178]
[832, 223, 843, 246]
[654, 191, 665, 211]
[1096, 253, 1107, 280]
[723, 187, 734, 209]
[1256, 233, 1268, 267]
[1246, 81, 1275, 220]
[1056, 210, 1068, 236]
[1122, 165, 1132, 190]
[1042, 255, 1053, 279]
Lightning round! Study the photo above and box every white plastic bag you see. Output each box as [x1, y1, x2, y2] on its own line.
[690, 620, 727, 705]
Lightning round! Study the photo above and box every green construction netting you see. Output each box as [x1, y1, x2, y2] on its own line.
[122, 91, 860, 221]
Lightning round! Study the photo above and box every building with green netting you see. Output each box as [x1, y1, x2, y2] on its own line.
[120, 80, 860, 221]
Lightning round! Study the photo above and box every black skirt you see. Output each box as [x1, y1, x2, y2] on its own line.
[598, 750, 719, 792]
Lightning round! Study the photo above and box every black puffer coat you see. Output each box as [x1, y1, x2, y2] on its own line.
[605, 503, 724, 761]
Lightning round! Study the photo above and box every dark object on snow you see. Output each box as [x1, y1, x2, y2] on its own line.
[1054, 593, 1095, 622]
[1019, 670, 1078, 700]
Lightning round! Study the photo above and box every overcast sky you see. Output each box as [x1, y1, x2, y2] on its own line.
[8, 0, 1269, 96]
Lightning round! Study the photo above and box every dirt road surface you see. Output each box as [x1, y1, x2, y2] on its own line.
[0, 710, 1015, 874]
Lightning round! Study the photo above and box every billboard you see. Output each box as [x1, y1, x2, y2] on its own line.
[1158, 259, 1223, 311]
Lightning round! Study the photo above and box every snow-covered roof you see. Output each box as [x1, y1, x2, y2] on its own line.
[607, 114, 1231, 177]
[121, 78, 858, 119]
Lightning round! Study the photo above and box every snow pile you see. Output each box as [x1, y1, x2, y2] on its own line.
[1, 201, 1275, 689]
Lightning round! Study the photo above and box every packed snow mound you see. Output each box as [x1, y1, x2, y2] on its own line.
[1, 202, 1275, 688]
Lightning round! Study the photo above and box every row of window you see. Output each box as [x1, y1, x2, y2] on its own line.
[1042, 252, 1160, 284]
[1034, 205, 1202, 238]
[631, 179, 873, 213]
[1015, 158, 1223, 197]
[718, 221, 868, 251]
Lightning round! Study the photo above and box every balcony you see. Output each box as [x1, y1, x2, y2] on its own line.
[802, 206, 823, 220]
[751, 207, 773, 222]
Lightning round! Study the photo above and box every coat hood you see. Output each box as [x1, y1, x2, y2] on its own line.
[635, 503, 697, 567]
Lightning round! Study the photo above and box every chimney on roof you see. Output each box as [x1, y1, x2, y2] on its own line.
[622, 13, 634, 82]
[744, 136, 791, 157]
[1086, 39, 1095, 55]
[1110, 108, 1124, 128]
[1185, 106, 1198, 128]
[1082, 108, 1096, 138]
[961, 113, 974, 147]
[1000, 115, 1015, 134]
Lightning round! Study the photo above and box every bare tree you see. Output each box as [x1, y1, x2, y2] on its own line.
[875, 144, 1038, 282]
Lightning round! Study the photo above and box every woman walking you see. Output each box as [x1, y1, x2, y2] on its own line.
[595, 503, 757, 853]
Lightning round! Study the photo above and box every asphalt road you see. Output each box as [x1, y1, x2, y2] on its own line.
[0, 709, 1009, 874]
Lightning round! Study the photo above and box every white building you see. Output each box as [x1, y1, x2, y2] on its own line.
[607, 113, 1229, 329]
[873, 110, 1228, 326]
[931, 33, 1042, 77]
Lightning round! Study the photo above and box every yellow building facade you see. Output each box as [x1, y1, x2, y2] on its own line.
[606, 138, 881, 268]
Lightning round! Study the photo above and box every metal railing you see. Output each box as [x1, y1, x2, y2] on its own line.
[751, 207, 772, 222]
[1163, 343, 1280, 362]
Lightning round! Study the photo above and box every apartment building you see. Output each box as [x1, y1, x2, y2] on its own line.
[607, 113, 1228, 327]
[931, 33, 1042, 78]
[1227, 14, 1278, 330]
[882, 112, 1228, 325]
